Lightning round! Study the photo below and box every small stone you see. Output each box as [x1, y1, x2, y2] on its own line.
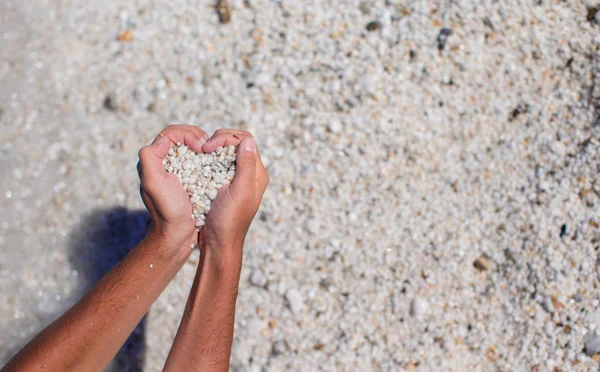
[437, 28, 452, 50]
[217, 0, 231, 24]
[272, 340, 287, 356]
[587, 5, 600, 23]
[584, 333, 600, 356]
[117, 30, 133, 42]
[103, 94, 118, 111]
[473, 255, 496, 271]
[410, 297, 429, 317]
[285, 288, 304, 314]
[550, 295, 564, 311]
[542, 297, 555, 313]
[559, 223, 568, 238]
[328, 120, 342, 133]
[249, 269, 267, 287]
[207, 189, 218, 200]
[365, 20, 382, 32]
[246, 318, 265, 334]
[510, 102, 529, 121]
[544, 321, 554, 335]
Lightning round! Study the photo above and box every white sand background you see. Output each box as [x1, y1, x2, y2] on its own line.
[1, 0, 600, 370]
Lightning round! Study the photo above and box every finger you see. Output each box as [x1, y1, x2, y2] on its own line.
[254, 147, 269, 193]
[176, 124, 208, 139]
[206, 132, 267, 191]
[173, 124, 209, 148]
[155, 126, 206, 153]
[136, 161, 143, 179]
[202, 130, 252, 152]
[156, 125, 208, 153]
[146, 133, 171, 158]
[138, 135, 171, 185]
[162, 124, 208, 140]
[230, 137, 257, 201]
[202, 130, 253, 153]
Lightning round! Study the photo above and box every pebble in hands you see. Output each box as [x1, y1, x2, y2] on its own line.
[162, 143, 236, 228]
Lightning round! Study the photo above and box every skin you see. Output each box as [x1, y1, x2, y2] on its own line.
[2, 125, 268, 372]
[163, 130, 269, 371]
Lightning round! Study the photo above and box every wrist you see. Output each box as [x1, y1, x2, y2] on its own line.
[146, 224, 195, 261]
[200, 242, 243, 282]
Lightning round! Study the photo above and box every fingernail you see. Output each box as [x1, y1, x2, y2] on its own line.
[242, 138, 256, 153]
[199, 134, 209, 146]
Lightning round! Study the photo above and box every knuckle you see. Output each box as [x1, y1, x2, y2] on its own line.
[163, 124, 184, 134]
[162, 125, 175, 133]
[138, 146, 150, 160]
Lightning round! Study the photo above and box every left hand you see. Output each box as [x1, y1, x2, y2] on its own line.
[199, 129, 270, 263]
[137, 124, 209, 252]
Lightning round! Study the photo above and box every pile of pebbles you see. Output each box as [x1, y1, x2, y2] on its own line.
[162, 144, 236, 227]
[2, 0, 600, 370]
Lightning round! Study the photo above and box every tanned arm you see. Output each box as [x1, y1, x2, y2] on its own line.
[164, 131, 269, 371]
[2, 125, 209, 372]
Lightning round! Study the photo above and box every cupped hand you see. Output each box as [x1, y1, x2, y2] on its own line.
[137, 124, 209, 252]
[199, 129, 269, 259]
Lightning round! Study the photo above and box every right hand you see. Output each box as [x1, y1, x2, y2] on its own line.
[137, 124, 209, 255]
[199, 129, 270, 263]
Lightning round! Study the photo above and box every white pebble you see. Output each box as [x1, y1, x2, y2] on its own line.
[207, 189, 218, 200]
[584, 333, 600, 356]
[328, 120, 342, 133]
[544, 321, 554, 335]
[249, 269, 268, 287]
[285, 288, 304, 314]
[410, 297, 429, 317]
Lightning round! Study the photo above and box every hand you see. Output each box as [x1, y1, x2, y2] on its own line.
[137, 124, 209, 253]
[199, 129, 269, 262]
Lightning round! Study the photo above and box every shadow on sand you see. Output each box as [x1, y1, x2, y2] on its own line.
[67, 207, 151, 372]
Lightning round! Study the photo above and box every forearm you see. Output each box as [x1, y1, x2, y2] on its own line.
[164, 244, 242, 372]
[3, 229, 193, 372]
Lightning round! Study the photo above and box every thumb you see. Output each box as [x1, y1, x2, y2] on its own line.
[139, 135, 170, 178]
[149, 134, 171, 157]
[230, 137, 257, 201]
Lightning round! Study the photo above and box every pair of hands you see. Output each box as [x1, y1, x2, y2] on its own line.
[137, 125, 269, 260]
